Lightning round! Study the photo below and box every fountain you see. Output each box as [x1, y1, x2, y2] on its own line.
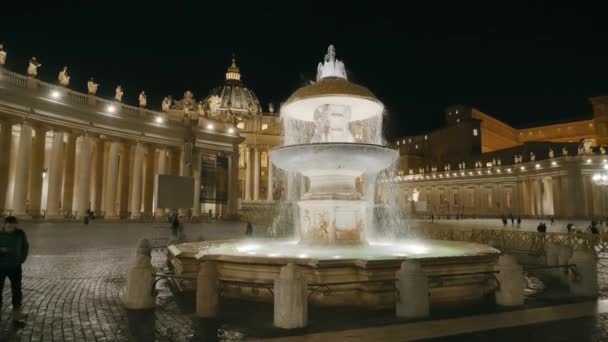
[169, 46, 500, 308]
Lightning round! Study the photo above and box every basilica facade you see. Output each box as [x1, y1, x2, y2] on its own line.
[0, 56, 279, 220]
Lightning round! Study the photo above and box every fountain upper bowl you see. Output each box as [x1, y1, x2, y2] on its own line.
[270, 143, 398, 174]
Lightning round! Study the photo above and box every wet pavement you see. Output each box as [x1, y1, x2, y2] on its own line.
[0, 221, 606, 341]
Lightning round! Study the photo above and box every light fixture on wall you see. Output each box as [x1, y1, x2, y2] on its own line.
[593, 164, 608, 186]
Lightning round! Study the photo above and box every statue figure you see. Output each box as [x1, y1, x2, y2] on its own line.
[162, 96, 171, 111]
[183, 105, 190, 117]
[562, 146, 568, 156]
[497, 159, 501, 166]
[492, 158, 496, 166]
[115, 85, 124, 102]
[583, 139, 593, 154]
[408, 169, 413, 175]
[0, 44, 6, 65]
[269, 102, 275, 113]
[87, 77, 99, 95]
[530, 152, 536, 161]
[27, 57, 41, 77]
[58, 66, 70, 86]
[577, 145, 583, 155]
[197, 101, 206, 117]
[601, 147, 606, 155]
[316, 44, 347, 80]
[548, 148, 554, 158]
[139, 91, 147, 107]
[412, 188, 420, 202]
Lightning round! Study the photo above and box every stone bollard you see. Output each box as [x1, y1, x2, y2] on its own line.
[544, 244, 561, 279]
[568, 249, 598, 298]
[196, 261, 219, 318]
[395, 260, 429, 319]
[557, 245, 573, 285]
[274, 263, 308, 329]
[495, 254, 525, 306]
[124, 239, 156, 310]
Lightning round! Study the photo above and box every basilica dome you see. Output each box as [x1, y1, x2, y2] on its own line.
[204, 57, 262, 121]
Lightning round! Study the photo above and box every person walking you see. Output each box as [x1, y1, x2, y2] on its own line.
[245, 221, 253, 237]
[0, 216, 29, 323]
[516, 216, 522, 229]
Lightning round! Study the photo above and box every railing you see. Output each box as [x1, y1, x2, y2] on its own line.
[0, 67, 171, 126]
[407, 226, 608, 254]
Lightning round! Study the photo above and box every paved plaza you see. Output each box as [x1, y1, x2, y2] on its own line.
[0, 220, 607, 341]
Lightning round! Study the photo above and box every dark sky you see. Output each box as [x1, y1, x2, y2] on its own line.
[1, 2, 607, 140]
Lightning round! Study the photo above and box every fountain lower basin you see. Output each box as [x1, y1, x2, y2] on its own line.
[168, 239, 500, 308]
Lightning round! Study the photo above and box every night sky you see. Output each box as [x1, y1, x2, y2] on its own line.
[1, 3, 606, 140]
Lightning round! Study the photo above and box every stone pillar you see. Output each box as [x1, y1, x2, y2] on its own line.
[104, 141, 120, 219]
[169, 148, 179, 176]
[92, 138, 105, 214]
[119, 143, 132, 219]
[46, 130, 65, 217]
[395, 260, 429, 318]
[192, 149, 201, 216]
[267, 152, 274, 201]
[244, 146, 251, 201]
[0, 121, 13, 211]
[274, 263, 308, 329]
[155, 147, 167, 216]
[130, 143, 145, 219]
[76, 135, 93, 218]
[61, 133, 77, 215]
[143, 145, 155, 218]
[124, 239, 155, 310]
[227, 147, 239, 217]
[28, 126, 47, 216]
[196, 262, 219, 318]
[544, 244, 561, 279]
[12, 123, 33, 216]
[253, 146, 260, 201]
[568, 249, 598, 298]
[495, 254, 525, 306]
[558, 245, 573, 285]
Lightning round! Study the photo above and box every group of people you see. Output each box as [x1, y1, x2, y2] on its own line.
[500, 214, 523, 228]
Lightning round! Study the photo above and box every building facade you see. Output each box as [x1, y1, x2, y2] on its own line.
[0, 57, 279, 220]
[388, 97, 608, 219]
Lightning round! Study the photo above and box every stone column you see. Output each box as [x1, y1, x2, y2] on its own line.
[61, 133, 77, 215]
[46, 130, 65, 217]
[274, 263, 308, 329]
[267, 151, 274, 201]
[395, 260, 429, 318]
[92, 138, 105, 214]
[0, 120, 13, 211]
[76, 134, 93, 218]
[28, 126, 47, 216]
[227, 147, 239, 217]
[12, 123, 33, 216]
[253, 146, 260, 201]
[155, 147, 167, 216]
[244, 145, 251, 201]
[104, 141, 120, 219]
[495, 254, 525, 306]
[118, 143, 132, 219]
[130, 143, 145, 219]
[196, 262, 219, 318]
[568, 249, 598, 298]
[143, 145, 155, 217]
[192, 149, 201, 216]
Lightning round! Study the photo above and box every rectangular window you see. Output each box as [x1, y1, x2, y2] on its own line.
[473, 128, 478, 136]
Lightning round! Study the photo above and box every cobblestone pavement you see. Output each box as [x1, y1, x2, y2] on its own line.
[0, 221, 246, 342]
[1, 221, 608, 341]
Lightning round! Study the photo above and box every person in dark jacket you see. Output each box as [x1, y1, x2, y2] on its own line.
[245, 221, 253, 236]
[0, 216, 29, 322]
